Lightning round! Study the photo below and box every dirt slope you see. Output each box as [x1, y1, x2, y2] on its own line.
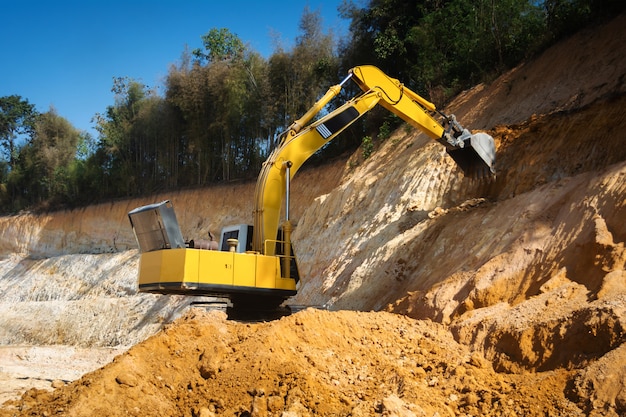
[1, 13, 626, 417]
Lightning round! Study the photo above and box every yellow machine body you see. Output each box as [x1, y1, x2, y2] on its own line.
[137, 248, 297, 298]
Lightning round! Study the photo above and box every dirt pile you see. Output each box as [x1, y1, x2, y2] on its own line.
[0, 309, 583, 417]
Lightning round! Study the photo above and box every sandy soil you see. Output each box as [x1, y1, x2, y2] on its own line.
[0, 309, 585, 417]
[0, 346, 125, 404]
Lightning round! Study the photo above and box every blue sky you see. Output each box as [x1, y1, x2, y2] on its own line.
[1, 0, 351, 138]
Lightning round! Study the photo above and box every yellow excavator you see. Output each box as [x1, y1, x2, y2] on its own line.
[128, 65, 495, 311]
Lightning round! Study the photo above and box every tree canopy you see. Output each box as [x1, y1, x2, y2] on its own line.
[1, 0, 622, 213]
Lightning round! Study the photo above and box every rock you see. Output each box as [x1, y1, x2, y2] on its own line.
[50, 380, 65, 389]
[115, 372, 138, 387]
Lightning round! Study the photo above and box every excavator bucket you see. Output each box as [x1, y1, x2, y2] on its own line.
[446, 132, 496, 178]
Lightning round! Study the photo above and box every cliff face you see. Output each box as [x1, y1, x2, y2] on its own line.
[292, 15, 626, 316]
[1, 14, 626, 416]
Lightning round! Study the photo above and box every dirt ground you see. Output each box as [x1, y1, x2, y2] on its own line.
[0, 309, 586, 417]
[0, 346, 125, 405]
[0, 12, 625, 417]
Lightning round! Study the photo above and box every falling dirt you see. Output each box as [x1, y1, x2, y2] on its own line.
[1, 12, 626, 417]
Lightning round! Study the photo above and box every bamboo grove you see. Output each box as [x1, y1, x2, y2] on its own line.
[1, 0, 621, 213]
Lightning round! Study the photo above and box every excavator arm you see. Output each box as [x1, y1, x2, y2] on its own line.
[252, 65, 496, 255]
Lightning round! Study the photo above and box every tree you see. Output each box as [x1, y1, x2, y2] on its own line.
[168, 31, 270, 184]
[0, 107, 85, 211]
[93, 77, 166, 196]
[338, 0, 424, 78]
[0, 95, 38, 170]
[165, 59, 220, 184]
[31, 108, 83, 203]
[267, 8, 339, 138]
[340, 0, 546, 100]
[193, 27, 245, 63]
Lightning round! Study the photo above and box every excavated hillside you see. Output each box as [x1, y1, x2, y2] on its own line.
[1, 13, 625, 417]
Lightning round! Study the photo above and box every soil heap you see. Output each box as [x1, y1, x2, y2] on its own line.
[1, 309, 585, 417]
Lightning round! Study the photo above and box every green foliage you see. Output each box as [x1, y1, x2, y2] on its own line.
[359, 118, 395, 161]
[361, 135, 374, 160]
[166, 49, 270, 184]
[340, 0, 573, 98]
[0, 106, 87, 211]
[378, 120, 393, 141]
[1, 2, 617, 213]
[268, 7, 339, 128]
[0, 95, 38, 169]
[31, 108, 83, 202]
[193, 28, 245, 63]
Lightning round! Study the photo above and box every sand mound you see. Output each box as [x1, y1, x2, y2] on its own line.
[0, 309, 583, 417]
